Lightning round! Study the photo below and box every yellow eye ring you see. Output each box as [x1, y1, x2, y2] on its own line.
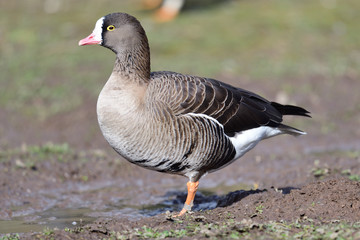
[107, 25, 115, 31]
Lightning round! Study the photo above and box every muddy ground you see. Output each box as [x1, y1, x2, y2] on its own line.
[0, 75, 360, 239]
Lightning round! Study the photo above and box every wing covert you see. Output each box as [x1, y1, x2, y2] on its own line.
[149, 71, 284, 136]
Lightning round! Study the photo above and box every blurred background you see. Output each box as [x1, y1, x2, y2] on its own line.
[0, 0, 359, 150]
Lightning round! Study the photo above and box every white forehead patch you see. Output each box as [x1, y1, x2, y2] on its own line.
[92, 16, 104, 43]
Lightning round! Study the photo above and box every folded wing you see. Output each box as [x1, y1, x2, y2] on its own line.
[151, 71, 310, 137]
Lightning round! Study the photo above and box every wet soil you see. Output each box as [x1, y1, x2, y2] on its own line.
[0, 75, 360, 239]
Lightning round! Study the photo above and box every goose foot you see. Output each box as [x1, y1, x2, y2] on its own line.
[172, 181, 199, 217]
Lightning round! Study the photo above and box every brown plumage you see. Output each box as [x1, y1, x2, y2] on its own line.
[79, 12, 310, 216]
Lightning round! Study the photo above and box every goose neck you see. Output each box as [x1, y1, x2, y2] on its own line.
[113, 45, 150, 84]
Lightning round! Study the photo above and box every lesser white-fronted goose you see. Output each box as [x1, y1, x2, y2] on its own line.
[142, 0, 185, 22]
[79, 12, 310, 217]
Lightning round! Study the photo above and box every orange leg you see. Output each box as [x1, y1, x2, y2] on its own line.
[174, 181, 199, 217]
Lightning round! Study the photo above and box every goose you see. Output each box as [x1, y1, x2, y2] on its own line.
[78, 12, 310, 217]
[142, 0, 185, 22]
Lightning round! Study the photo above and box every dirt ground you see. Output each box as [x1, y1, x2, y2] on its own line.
[1, 75, 360, 239]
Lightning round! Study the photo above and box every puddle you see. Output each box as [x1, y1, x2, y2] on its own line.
[0, 201, 178, 234]
[0, 201, 173, 234]
[0, 180, 253, 234]
[0, 208, 95, 234]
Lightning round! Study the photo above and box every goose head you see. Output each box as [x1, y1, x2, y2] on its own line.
[79, 12, 148, 54]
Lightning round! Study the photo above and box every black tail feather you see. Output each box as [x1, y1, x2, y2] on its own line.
[271, 102, 311, 118]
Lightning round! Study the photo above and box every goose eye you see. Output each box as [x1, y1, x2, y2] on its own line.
[107, 25, 115, 31]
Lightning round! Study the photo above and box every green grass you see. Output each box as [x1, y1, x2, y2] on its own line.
[0, 143, 105, 179]
[255, 204, 264, 215]
[260, 220, 360, 240]
[3, 218, 359, 239]
[0, 234, 20, 240]
[310, 160, 360, 182]
[97, 219, 360, 239]
[309, 149, 360, 180]
[1, 0, 359, 120]
[149, 0, 360, 79]
[42, 227, 54, 236]
[0, 143, 72, 167]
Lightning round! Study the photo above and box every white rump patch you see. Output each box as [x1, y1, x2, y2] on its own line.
[183, 113, 285, 161]
[92, 16, 104, 43]
[230, 126, 283, 159]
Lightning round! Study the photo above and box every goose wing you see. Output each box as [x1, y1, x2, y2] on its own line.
[150, 71, 309, 137]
